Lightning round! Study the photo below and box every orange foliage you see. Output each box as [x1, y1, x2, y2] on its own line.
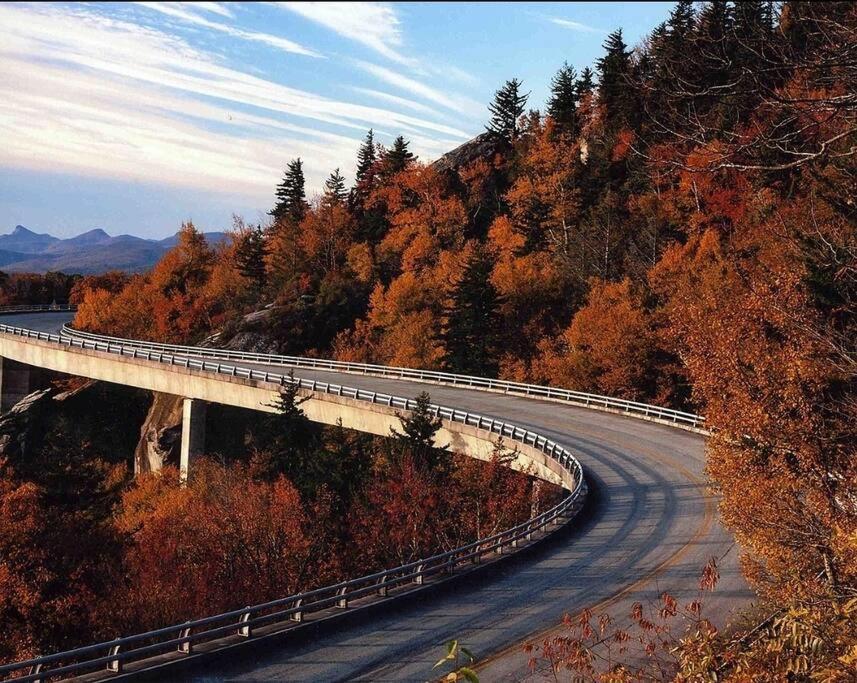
[650, 216, 856, 601]
[534, 278, 659, 401]
[372, 164, 467, 274]
[116, 461, 318, 630]
[74, 223, 248, 343]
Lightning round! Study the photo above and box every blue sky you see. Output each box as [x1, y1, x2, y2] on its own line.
[0, 2, 674, 239]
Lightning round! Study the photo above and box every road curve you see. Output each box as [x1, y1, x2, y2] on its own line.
[1, 313, 753, 682]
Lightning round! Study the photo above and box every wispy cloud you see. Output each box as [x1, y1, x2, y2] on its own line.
[0, 4, 472, 199]
[547, 17, 603, 34]
[135, 2, 322, 58]
[356, 61, 483, 117]
[191, 2, 234, 19]
[351, 87, 443, 117]
[279, 2, 414, 65]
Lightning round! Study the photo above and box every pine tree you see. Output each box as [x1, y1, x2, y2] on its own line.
[576, 66, 595, 98]
[322, 168, 348, 208]
[693, 1, 734, 119]
[258, 370, 320, 493]
[486, 78, 529, 142]
[355, 129, 377, 184]
[547, 62, 579, 137]
[235, 224, 266, 294]
[390, 391, 448, 471]
[597, 29, 635, 130]
[441, 245, 501, 376]
[381, 136, 415, 179]
[270, 158, 308, 223]
[661, 0, 697, 84]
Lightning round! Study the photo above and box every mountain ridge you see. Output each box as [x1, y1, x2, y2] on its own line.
[0, 225, 228, 274]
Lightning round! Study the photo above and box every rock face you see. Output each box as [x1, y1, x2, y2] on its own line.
[203, 306, 281, 355]
[0, 380, 97, 459]
[134, 392, 183, 475]
[431, 132, 510, 177]
[0, 388, 53, 459]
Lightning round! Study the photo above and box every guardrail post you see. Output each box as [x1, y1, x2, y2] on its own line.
[337, 586, 349, 608]
[107, 642, 122, 673]
[291, 598, 303, 622]
[178, 625, 192, 654]
[377, 577, 388, 597]
[415, 564, 425, 585]
[238, 609, 253, 637]
[28, 663, 43, 683]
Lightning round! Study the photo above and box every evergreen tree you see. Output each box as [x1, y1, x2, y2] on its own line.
[661, 0, 697, 85]
[486, 78, 529, 142]
[441, 245, 501, 376]
[576, 66, 595, 98]
[355, 129, 377, 184]
[381, 136, 415, 179]
[547, 62, 579, 137]
[270, 158, 308, 223]
[693, 1, 734, 119]
[597, 29, 635, 130]
[258, 371, 320, 495]
[235, 224, 266, 294]
[390, 391, 448, 471]
[322, 168, 348, 208]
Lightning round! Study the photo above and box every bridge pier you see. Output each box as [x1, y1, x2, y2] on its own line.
[0, 356, 33, 413]
[180, 398, 207, 482]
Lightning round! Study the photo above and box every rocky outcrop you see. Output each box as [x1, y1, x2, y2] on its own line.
[134, 392, 183, 475]
[0, 388, 53, 458]
[431, 132, 510, 178]
[202, 306, 282, 354]
[0, 379, 97, 459]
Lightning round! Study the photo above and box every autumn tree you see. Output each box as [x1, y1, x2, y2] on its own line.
[117, 462, 322, 629]
[535, 278, 670, 402]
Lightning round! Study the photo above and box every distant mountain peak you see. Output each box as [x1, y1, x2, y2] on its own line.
[0, 224, 228, 274]
[66, 228, 112, 245]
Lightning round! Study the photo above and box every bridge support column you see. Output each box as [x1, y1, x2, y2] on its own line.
[180, 398, 207, 482]
[0, 356, 33, 413]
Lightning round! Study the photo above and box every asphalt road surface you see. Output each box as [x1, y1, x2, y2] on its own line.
[1, 313, 754, 682]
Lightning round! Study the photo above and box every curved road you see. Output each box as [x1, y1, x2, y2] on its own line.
[2, 313, 753, 682]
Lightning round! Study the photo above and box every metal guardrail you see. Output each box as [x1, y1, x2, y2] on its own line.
[59, 324, 706, 430]
[0, 304, 76, 312]
[0, 317, 586, 682]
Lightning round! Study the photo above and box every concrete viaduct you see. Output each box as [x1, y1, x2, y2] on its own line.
[0, 310, 753, 682]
